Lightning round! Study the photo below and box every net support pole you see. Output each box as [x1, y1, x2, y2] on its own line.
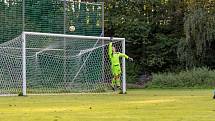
[101, 2, 105, 82]
[22, 0, 25, 31]
[122, 38, 126, 94]
[63, 0, 67, 87]
[102, 1, 104, 34]
[22, 32, 27, 96]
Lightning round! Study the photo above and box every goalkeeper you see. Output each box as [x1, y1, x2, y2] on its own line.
[108, 41, 133, 91]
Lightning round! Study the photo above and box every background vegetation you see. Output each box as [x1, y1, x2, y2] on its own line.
[104, 0, 215, 88]
[0, 0, 215, 88]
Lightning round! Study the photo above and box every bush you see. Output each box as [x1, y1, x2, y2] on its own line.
[145, 67, 215, 88]
[126, 62, 141, 83]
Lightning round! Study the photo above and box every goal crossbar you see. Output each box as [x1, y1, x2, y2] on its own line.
[23, 32, 125, 41]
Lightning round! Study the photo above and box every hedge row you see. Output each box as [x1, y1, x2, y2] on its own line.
[145, 67, 215, 88]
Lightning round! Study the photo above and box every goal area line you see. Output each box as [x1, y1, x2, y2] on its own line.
[0, 92, 118, 97]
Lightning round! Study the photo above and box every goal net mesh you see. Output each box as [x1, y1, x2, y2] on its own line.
[0, 33, 124, 95]
[0, 36, 23, 95]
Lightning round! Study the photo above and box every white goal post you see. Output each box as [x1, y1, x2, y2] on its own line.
[0, 32, 126, 95]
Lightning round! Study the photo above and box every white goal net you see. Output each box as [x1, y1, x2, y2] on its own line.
[0, 32, 126, 95]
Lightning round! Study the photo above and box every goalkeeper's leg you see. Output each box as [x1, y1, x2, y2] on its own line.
[111, 75, 121, 91]
[115, 75, 121, 90]
[112, 66, 122, 91]
[111, 79, 116, 91]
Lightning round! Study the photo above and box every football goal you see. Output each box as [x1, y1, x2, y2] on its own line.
[0, 32, 126, 96]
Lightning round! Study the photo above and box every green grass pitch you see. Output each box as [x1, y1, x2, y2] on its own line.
[0, 89, 214, 121]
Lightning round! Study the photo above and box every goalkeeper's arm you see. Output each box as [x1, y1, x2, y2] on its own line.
[118, 53, 133, 61]
[108, 42, 113, 58]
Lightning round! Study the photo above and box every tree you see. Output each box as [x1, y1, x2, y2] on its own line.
[178, 0, 215, 68]
[105, 0, 185, 73]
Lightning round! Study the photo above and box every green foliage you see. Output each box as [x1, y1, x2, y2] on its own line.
[178, 0, 215, 68]
[105, 0, 215, 79]
[144, 33, 179, 72]
[146, 67, 215, 88]
[105, 0, 185, 72]
[126, 62, 141, 83]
